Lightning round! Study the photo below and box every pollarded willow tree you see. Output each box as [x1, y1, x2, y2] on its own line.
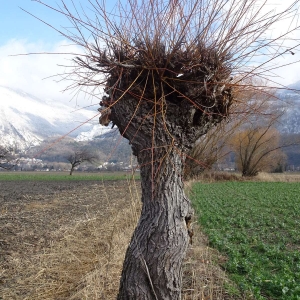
[33, 0, 300, 298]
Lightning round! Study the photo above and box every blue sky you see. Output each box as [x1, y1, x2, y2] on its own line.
[1, 0, 300, 107]
[0, 1, 71, 45]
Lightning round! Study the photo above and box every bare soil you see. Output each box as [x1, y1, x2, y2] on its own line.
[0, 181, 125, 258]
[0, 180, 139, 299]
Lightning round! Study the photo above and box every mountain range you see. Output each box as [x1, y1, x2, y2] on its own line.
[0, 83, 300, 155]
[0, 85, 111, 151]
[276, 81, 300, 134]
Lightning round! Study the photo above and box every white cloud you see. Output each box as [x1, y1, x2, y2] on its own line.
[0, 39, 103, 108]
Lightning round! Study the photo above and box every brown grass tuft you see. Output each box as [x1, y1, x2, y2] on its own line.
[254, 172, 300, 182]
[187, 171, 300, 184]
[187, 171, 243, 183]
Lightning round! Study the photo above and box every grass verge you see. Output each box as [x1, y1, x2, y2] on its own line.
[191, 181, 300, 300]
[0, 171, 139, 181]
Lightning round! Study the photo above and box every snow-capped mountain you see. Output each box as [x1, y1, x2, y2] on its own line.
[276, 81, 300, 134]
[75, 124, 112, 141]
[1, 80, 300, 153]
[0, 86, 110, 150]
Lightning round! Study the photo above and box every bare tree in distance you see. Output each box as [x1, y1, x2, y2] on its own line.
[231, 127, 286, 176]
[229, 109, 293, 177]
[184, 118, 242, 177]
[29, 0, 300, 298]
[0, 146, 15, 170]
[67, 149, 97, 175]
[228, 85, 300, 176]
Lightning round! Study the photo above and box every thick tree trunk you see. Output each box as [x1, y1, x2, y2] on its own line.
[118, 149, 193, 300]
[105, 93, 219, 299]
[69, 167, 74, 175]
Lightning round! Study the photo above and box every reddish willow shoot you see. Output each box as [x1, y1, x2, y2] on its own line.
[33, 0, 300, 298]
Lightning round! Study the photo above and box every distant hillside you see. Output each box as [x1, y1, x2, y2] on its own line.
[89, 130, 132, 163]
[0, 86, 109, 151]
[280, 133, 300, 167]
[27, 129, 132, 164]
[277, 81, 300, 134]
[1, 83, 300, 167]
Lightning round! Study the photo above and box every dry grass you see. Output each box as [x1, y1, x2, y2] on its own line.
[255, 172, 300, 182]
[187, 171, 300, 183]
[190, 172, 243, 183]
[182, 225, 241, 300]
[1, 178, 242, 300]
[1, 180, 141, 300]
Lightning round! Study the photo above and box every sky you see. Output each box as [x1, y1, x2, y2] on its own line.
[0, 0, 107, 108]
[1, 0, 300, 109]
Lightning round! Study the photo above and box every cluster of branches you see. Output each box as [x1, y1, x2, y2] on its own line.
[184, 118, 240, 177]
[229, 102, 300, 176]
[31, 0, 300, 143]
[232, 125, 286, 176]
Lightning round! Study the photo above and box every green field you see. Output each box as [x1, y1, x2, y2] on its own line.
[191, 182, 300, 300]
[0, 171, 139, 181]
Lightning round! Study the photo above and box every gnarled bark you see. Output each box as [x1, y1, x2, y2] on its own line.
[106, 95, 215, 299]
[118, 148, 192, 299]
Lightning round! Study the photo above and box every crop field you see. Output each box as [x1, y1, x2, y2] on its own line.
[191, 182, 300, 300]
